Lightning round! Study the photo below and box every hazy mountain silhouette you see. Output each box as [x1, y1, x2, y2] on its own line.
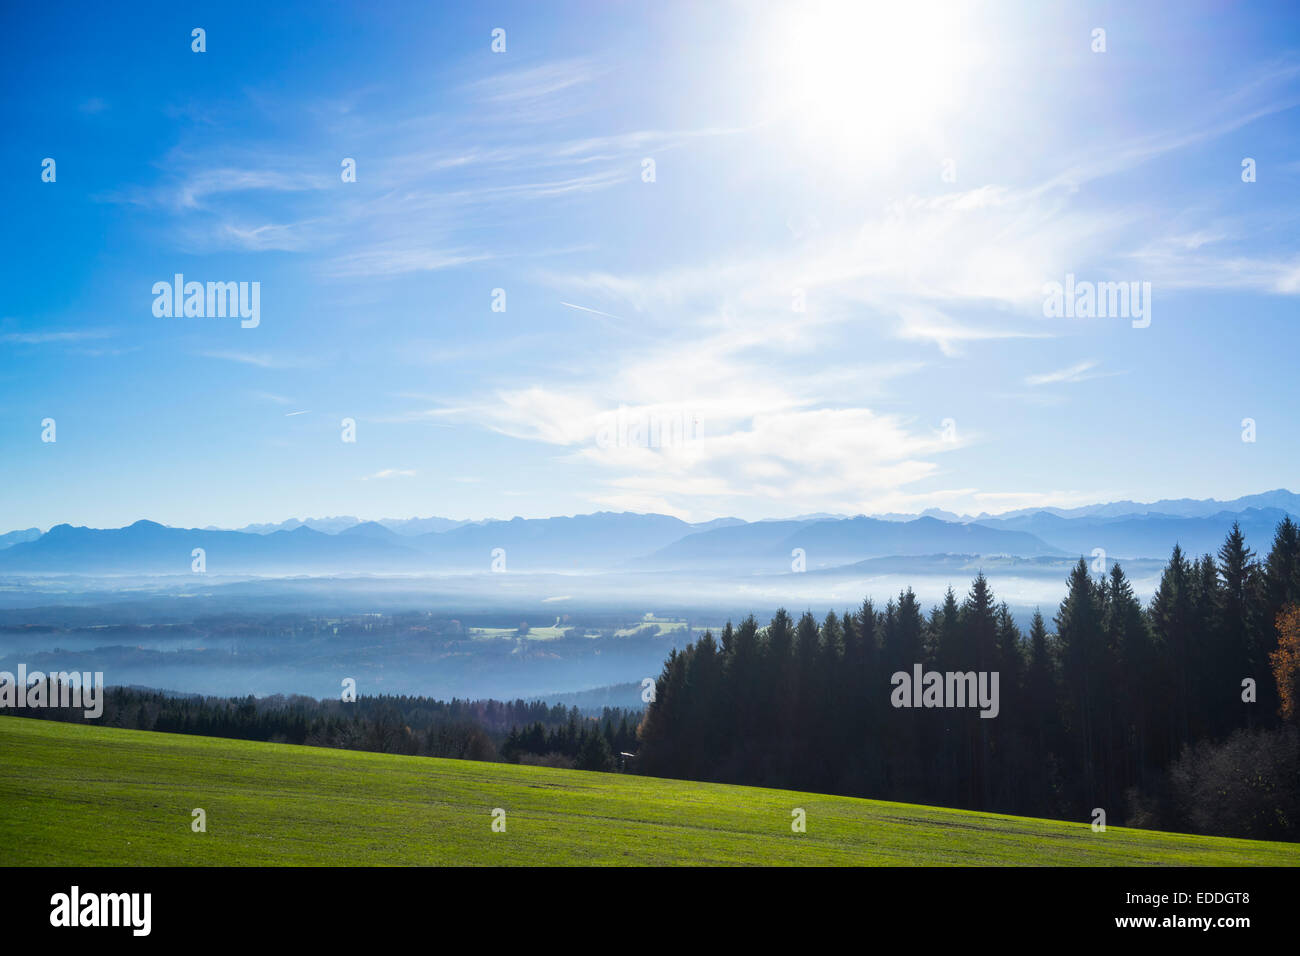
[1, 493, 1294, 575]
[637, 515, 1062, 572]
[0, 528, 41, 551]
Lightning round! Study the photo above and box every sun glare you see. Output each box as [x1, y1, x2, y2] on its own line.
[762, 0, 973, 166]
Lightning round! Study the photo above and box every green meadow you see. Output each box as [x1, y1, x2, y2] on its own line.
[2, 716, 1296, 866]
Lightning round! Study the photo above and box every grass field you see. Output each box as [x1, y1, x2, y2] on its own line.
[2, 716, 1297, 866]
[468, 625, 568, 641]
[613, 617, 692, 638]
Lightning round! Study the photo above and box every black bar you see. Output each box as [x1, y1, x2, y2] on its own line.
[9, 866, 1289, 941]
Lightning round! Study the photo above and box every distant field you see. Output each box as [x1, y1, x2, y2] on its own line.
[613, 619, 690, 638]
[468, 625, 567, 641]
[1, 717, 1296, 866]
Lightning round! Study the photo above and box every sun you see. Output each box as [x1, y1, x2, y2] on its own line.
[759, 0, 975, 168]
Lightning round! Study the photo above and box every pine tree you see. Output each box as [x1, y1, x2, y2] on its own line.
[1150, 544, 1194, 755]
[1217, 523, 1261, 732]
[1102, 563, 1155, 787]
[1056, 557, 1105, 810]
[931, 586, 962, 672]
[962, 574, 998, 671]
[576, 723, 613, 771]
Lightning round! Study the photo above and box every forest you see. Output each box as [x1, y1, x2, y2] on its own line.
[637, 519, 1300, 841]
[4, 686, 638, 773]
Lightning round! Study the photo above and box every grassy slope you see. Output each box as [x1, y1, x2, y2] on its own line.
[1, 717, 1296, 866]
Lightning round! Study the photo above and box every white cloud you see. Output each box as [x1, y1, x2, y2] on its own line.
[362, 469, 417, 480]
[462, 58, 604, 107]
[328, 246, 493, 278]
[1025, 360, 1104, 387]
[199, 350, 311, 369]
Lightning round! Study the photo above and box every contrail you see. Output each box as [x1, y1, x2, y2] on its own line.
[559, 301, 623, 321]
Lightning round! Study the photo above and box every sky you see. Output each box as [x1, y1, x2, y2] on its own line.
[2, 0, 1299, 531]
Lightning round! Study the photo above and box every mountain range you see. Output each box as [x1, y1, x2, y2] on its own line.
[0, 490, 1296, 576]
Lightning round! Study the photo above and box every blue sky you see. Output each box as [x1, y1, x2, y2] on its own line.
[3, 0, 1299, 530]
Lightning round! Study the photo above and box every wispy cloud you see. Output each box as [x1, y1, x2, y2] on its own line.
[328, 246, 494, 278]
[216, 219, 329, 252]
[361, 468, 416, 480]
[1, 329, 113, 345]
[199, 350, 311, 369]
[896, 306, 1052, 357]
[251, 391, 295, 406]
[1025, 360, 1112, 387]
[463, 57, 604, 107]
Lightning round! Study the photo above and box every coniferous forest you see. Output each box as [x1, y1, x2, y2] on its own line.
[637, 519, 1300, 841]
[9, 687, 639, 774]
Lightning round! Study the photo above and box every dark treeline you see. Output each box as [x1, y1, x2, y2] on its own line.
[6, 686, 640, 768]
[638, 519, 1300, 840]
[502, 715, 639, 771]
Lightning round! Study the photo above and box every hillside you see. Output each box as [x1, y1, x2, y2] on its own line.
[1, 717, 1295, 866]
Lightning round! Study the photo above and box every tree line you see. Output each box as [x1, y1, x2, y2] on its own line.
[3, 686, 641, 768]
[502, 715, 639, 771]
[637, 519, 1300, 840]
